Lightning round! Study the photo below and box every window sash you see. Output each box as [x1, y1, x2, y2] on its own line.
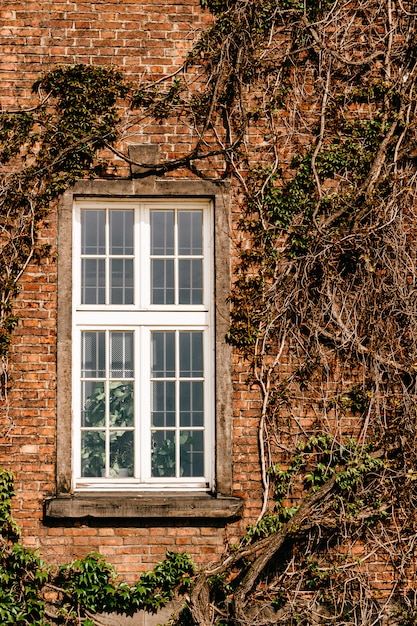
[74, 326, 211, 488]
[75, 201, 211, 311]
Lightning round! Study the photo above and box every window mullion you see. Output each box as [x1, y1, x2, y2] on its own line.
[175, 330, 180, 478]
[105, 209, 110, 306]
[174, 209, 178, 306]
[141, 206, 149, 309]
[105, 330, 110, 475]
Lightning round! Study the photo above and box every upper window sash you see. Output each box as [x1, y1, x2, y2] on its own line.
[150, 209, 203, 306]
[73, 200, 212, 312]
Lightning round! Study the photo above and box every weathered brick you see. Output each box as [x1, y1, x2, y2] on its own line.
[1, 0, 382, 595]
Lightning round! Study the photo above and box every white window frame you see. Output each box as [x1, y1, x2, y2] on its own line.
[72, 198, 214, 492]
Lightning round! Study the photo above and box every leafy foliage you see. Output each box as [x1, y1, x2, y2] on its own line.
[169, 0, 417, 623]
[0, 469, 19, 540]
[0, 471, 193, 624]
[54, 550, 193, 621]
[0, 65, 129, 418]
[2, 0, 417, 623]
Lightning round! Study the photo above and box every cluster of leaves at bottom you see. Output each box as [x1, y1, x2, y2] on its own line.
[0, 468, 194, 625]
[54, 550, 193, 624]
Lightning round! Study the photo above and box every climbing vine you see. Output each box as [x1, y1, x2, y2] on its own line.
[2, 0, 417, 624]
[0, 64, 128, 433]
[0, 468, 193, 625]
[170, 0, 417, 623]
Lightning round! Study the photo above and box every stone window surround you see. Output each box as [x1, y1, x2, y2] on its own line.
[45, 145, 242, 521]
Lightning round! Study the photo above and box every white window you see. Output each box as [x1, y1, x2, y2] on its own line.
[72, 199, 213, 491]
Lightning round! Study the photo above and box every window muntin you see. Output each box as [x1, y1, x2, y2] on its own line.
[73, 200, 212, 491]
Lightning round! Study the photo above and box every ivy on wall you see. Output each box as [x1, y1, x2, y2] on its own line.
[0, 468, 193, 625]
[1, 0, 417, 623]
[0, 65, 128, 430]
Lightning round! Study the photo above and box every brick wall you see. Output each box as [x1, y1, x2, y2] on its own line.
[0, 0, 262, 582]
[0, 1, 405, 611]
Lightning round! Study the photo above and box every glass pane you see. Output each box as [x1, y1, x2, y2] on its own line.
[178, 210, 202, 255]
[109, 381, 134, 427]
[81, 431, 105, 477]
[180, 332, 203, 377]
[151, 211, 174, 255]
[110, 332, 134, 378]
[151, 259, 174, 304]
[151, 381, 175, 427]
[179, 259, 202, 304]
[81, 259, 105, 304]
[151, 430, 175, 477]
[81, 381, 105, 427]
[81, 210, 105, 255]
[81, 331, 105, 377]
[110, 210, 134, 255]
[110, 430, 134, 477]
[180, 381, 204, 427]
[110, 259, 134, 305]
[180, 430, 204, 477]
[151, 332, 175, 378]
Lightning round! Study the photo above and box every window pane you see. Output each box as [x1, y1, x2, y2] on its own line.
[151, 430, 175, 477]
[180, 430, 204, 477]
[110, 332, 134, 378]
[178, 210, 202, 255]
[82, 210, 105, 255]
[179, 259, 202, 304]
[81, 381, 105, 427]
[151, 381, 175, 427]
[151, 332, 175, 378]
[180, 381, 204, 427]
[110, 430, 134, 477]
[151, 259, 174, 304]
[81, 431, 105, 477]
[81, 331, 105, 377]
[81, 259, 105, 304]
[151, 211, 174, 254]
[110, 210, 134, 255]
[110, 259, 134, 305]
[180, 332, 203, 377]
[109, 382, 134, 427]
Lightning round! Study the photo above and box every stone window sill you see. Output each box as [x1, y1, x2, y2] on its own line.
[44, 493, 243, 521]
